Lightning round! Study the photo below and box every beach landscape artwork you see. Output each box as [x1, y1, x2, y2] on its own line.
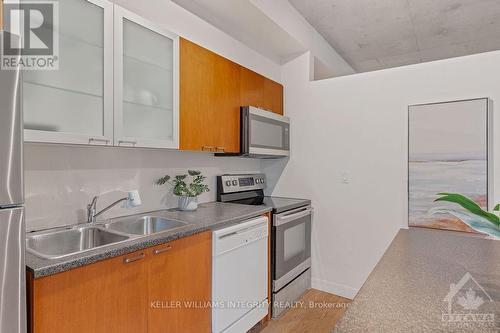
[408, 99, 489, 233]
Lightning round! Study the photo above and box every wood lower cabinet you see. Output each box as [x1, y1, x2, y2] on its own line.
[28, 249, 149, 333]
[28, 231, 212, 333]
[148, 231, 211, 333]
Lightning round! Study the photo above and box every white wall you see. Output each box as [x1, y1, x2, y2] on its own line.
[24, 144, 260, 231]
[264, 50, 500, 299]
[111, 0, 281, 81]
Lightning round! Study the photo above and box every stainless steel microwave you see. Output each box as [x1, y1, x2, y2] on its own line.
[240, 106, 290, 158]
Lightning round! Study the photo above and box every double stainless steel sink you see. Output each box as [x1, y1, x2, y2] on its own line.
[26, 214, 188, 259]
[104, 216, 186, 235]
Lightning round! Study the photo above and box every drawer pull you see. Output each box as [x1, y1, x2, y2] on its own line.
[119, 140, 137, 146]
[89, 138, 110, 143]
[123, 253, 145, 264]
[202, 146, 215, 152]
[153, 246, 172, 255]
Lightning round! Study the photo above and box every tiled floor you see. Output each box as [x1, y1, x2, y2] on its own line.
[250, 289, 352, 333]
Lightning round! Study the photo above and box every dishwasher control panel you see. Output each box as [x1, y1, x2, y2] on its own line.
[213, 216, 268, 256]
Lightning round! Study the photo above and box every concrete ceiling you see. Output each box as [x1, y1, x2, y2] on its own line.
[171, 0, 306, 64]
[289, 0, 500, 72]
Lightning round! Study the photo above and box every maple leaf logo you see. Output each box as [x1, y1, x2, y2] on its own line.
[456, 288, 484, 311]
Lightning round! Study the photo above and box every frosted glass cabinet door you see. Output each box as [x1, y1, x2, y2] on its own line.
[114, 6, 179, 149]
[23, 0, 113, 145]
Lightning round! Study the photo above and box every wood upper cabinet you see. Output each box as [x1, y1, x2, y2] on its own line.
[148, 231, 211, 333]
[240, 67, 265, 110]
[180, 38, 284, 153]
[240, 67, 283, 115]
[180, 38, 240, 153]
[263, 78, 284, 115]
[28, 232, 212, 333]
[29, 249, 149, 333]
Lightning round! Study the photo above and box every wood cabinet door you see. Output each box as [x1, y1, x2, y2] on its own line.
[240, 67, 265, 110]
[240, 67, 284, 115]
[147, 231, 212, 333]
[263, 78, 284, 115]
[30, 250, 148, 333]
[212, 55, 241, 153]
[180, 38, 240, 153]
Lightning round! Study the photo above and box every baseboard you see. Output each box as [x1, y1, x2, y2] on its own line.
[311, 278, 358, 300]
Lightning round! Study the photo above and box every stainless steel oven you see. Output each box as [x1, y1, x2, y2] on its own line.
[272, 205, 312, 317]
[273, 206, 312, 288]
[241, 106, 290, 158]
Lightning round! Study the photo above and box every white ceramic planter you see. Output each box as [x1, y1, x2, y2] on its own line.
[178, 196, 198, 211]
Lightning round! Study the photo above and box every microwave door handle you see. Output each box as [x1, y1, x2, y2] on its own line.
[274, 207, 312, 227]
[241, 107, 250, 155]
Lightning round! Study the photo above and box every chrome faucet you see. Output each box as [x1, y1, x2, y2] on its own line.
[86, 196, 131, 224]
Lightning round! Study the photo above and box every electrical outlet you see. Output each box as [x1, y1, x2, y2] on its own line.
[342, 172, 351, 184]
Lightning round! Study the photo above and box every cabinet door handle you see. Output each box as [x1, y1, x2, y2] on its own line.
[153, 245, 172, 255]
[202, 146, 215, 152]
[123, 252, 145, 264]
[119, 140, 137, 146]
[89, 138, 110, 144]
[215, 147, 225, 152]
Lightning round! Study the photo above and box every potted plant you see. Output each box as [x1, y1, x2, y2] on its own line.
[156, 170, 209, 211]
[431, 193, 500, 239]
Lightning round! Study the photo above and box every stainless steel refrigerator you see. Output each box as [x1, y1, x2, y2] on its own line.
[0, 31, 26, 333]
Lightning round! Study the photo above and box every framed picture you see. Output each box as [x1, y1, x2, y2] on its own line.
[408, 98, 493, 232]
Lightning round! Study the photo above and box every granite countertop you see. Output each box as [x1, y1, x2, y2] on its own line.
[334, 228, 500, 333]
[26, 202, 271, 278]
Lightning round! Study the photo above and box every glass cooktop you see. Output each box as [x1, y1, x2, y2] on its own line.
[229, 196, 310, 214]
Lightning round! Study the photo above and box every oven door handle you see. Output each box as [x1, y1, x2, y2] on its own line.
[274, 206, 312, 227]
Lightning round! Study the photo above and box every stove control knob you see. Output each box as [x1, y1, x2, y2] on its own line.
[255, 179, 260, 184]
[225, 180, 231, 186]
[260, 178, 265, 183]
[232, 180, 238, 186]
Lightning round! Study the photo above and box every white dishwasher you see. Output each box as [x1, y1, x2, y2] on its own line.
[212, 216, 269, 333]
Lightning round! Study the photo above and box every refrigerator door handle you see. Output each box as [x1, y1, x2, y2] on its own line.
[0, 207, 26, 333]
[0, 32, 23, 207]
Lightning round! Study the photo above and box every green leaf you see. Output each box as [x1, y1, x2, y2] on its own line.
[156, 175, 170, 185]
[434, 193, 500, 227]
[429, 207, 500, 239]
[157, 170, 209, 197]
[494, 204, 500, 212]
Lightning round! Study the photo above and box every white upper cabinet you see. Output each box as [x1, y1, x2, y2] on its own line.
[23, 1, 179, 149]
[23, 0, 113, 146]
[113, 6, 179, 149]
